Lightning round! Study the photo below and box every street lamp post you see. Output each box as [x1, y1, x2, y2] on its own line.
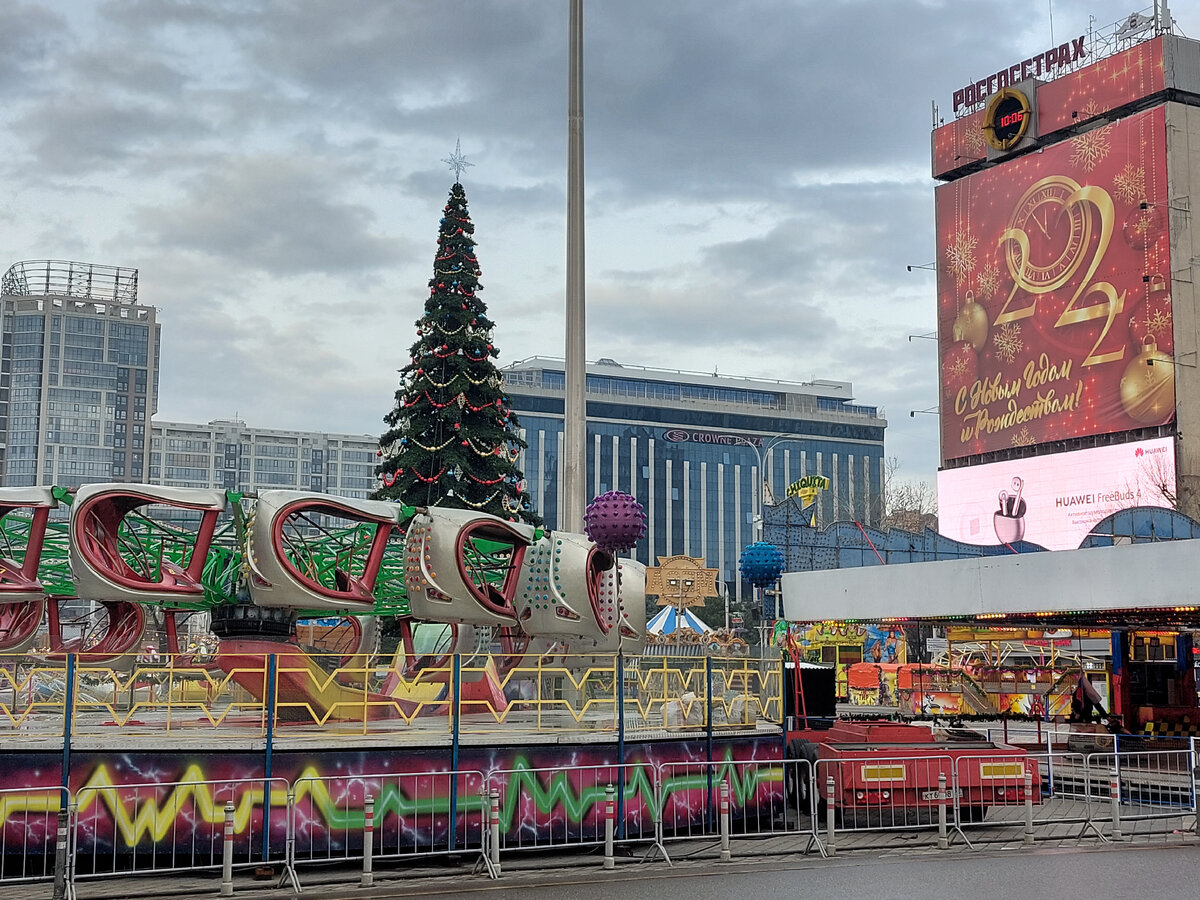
[732, 432, 802, 627]
[732, 432, 803, 540]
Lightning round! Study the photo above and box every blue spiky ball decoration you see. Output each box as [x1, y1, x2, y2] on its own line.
[738, 541, 785, 587]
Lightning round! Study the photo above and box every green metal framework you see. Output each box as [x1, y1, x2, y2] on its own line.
[0, 492, 417, 617]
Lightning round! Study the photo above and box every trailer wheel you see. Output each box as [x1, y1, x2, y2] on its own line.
[961, 805, 988, 824]
[786, 739, 823, 818]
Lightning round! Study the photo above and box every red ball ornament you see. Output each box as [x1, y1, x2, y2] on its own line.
[943, 340, 978, 397]
[376, 449, 382, 457]
[487, 343, 493, 350]
[1129, 274, 1173, 355]
[442, 344, 448, 350]
[454, 423, 460, 430]
[462, 440, 469, 446]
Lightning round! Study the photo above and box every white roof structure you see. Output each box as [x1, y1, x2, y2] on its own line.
[781, 538, 1200, 626]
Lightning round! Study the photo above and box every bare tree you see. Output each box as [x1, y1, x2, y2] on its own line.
[870, 456, 939, 532]
[885, 479, 939, 532]
[1133, 451, 1177, 508]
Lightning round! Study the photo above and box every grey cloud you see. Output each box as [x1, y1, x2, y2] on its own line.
[0, 3, 67, 97]
[133, 156, 403, 275]
[4, 0, 1189, 491]
[18, 98, 210, 174]
[586, 276, 841, 355]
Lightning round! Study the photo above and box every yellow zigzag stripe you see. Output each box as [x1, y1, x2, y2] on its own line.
[0, 764, 347, 846]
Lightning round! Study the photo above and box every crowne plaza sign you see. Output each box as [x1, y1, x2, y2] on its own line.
[952, 35, 1085, 112]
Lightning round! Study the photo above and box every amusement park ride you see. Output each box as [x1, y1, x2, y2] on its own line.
[0, 482, 646, 716]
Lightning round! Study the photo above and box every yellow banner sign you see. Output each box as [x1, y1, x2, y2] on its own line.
[786, 475, 830, 522]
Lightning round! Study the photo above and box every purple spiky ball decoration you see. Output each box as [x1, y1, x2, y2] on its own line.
[584, 490, 647, 553]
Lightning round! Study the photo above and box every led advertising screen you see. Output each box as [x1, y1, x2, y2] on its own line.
[937, 437, 1175, 551]
[937, 104, 1172, 461]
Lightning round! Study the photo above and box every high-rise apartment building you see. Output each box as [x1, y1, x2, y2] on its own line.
[150, 419, 380, 499]
[0, 260, 159, 488]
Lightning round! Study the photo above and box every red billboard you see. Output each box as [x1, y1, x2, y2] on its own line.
[933, 37, 1165, 179]
[937, 105, 1172, 461]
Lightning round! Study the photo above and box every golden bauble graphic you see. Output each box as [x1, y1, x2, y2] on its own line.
[952, 293, 990, 351]
[1119, 336, 1175, 425]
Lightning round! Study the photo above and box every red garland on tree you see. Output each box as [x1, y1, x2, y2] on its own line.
[373, 175, 540, 525]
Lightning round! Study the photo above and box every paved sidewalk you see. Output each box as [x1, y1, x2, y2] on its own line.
[8, 817, 1197, 900]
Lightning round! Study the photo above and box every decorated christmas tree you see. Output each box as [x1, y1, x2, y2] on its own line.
[374, 147, 539, 524]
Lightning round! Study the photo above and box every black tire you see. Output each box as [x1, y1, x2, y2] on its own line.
[785, 739, 823, 818]
[784, 740, 806, 810]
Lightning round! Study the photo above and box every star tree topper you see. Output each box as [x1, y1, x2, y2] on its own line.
[442, 138, 474, 182]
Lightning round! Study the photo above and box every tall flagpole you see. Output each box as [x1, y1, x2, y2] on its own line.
[563, 0, 587, 532]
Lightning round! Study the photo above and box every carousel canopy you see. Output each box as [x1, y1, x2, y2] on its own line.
[647, 605, 712, 635]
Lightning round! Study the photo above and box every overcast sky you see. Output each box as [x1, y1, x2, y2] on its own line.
[2, 1, 1195, 491]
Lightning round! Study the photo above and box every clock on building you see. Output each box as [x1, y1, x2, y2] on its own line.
[983, 87, 1034, 152]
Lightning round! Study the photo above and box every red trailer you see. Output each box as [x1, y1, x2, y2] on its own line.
[784, 643, 1040, 823]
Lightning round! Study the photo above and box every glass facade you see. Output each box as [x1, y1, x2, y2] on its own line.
[0, 262, 159, 489]
[503, 358, 887, 603]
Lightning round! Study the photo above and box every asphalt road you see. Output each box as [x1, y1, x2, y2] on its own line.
[321, 844, 1200, 900]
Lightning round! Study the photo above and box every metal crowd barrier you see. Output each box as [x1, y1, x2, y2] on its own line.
[0, 786, 64, 884]
[1088, 748, 1195, 836]
[288, 768, 489, 888]
[71, 776, 294, 889]
[805, 745, 1199, 852]
[812, 754, 957, 835]
[487, 762, 658, 855]
[656, 758, 786, 839]
[3, 742, 1198, 892]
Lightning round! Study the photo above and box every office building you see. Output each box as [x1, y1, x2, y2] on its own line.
[501, 356, 887, 600]
[0, 260, 159, 488]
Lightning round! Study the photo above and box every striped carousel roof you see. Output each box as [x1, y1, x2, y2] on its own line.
[646, 605, 712, 635]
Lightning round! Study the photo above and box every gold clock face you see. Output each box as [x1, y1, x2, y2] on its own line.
[1004, 175, 1090, 294]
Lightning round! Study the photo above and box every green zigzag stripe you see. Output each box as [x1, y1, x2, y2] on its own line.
[308, 751, 782, 831]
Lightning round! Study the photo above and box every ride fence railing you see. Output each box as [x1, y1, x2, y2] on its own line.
[0, 650, 785, 742]
[979, 723, 1196, 753]
[3, 744, 1199, 891]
